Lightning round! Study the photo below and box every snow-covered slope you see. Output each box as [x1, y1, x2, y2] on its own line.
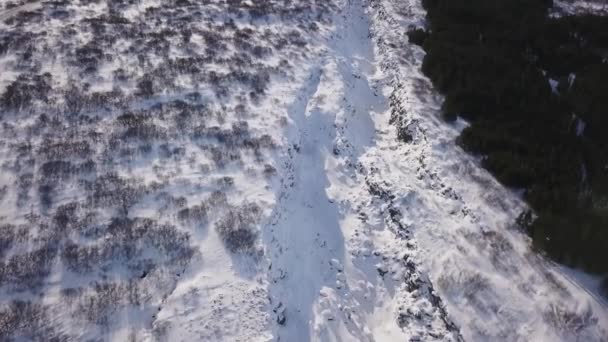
[367, 1, 608, 340]
[0, 0, 606, 341]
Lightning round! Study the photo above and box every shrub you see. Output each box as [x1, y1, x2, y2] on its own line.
[40, 160, 73, 180]
[0, 225, 15, 258]
[0, 301, 61, 341]
[177, 202, 208, 224]
[136, 77, 154, 97]
[215, 203, 262, 253]
[0, 246, 57, 289]
[407, 27, 428, 46]
[0, 73, 52, 110]
[38, 140, 92, 160]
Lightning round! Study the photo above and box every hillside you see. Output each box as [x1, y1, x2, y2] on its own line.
[413, 0, 608, 279]
[0, 0, 606, 341]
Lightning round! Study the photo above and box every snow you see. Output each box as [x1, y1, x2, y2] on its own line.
[559, 265, 608, 307]
[0, 0, 606, 341]
[549, 78, 560, 94]
[576, 118, 586, 137]
[569, 73, 577, 89]
[552, 0, 608, 16]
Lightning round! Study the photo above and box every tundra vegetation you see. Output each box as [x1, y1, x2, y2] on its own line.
[0, 0, 336, 339]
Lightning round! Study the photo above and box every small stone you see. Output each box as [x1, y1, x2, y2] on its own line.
[377, 265, 388, 277]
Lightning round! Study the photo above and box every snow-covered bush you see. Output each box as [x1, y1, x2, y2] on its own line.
[178, 202, 208, 225]
[215, 203, 262, 253]
[0, 246, 57, 290]
[0, 73, 51, 110]
[0, 300, 60, 340]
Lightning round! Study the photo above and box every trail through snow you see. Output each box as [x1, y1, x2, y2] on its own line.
[261, 0, 608, 341]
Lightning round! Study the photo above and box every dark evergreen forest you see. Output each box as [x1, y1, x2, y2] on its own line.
[411, 0, 608, 288]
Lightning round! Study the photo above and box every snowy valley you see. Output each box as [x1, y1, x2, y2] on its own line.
[0, 0, 606, 341]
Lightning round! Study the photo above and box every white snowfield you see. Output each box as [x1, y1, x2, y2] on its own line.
[0, 0, 606, 341]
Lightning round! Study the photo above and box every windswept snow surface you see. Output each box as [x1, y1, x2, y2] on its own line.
[0, 0, 606, 341]
[551, 0, 608, 16]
